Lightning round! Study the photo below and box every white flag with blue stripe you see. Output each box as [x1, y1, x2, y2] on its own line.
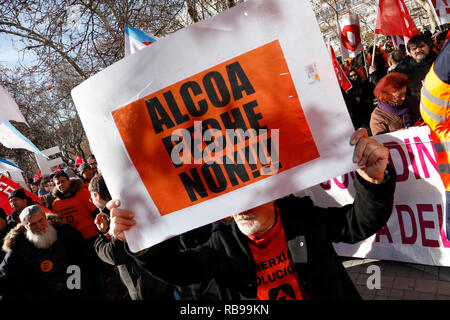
[0, 121, 47, 158]
[0, 158, 22, 173]
[124, 24, 158, 56]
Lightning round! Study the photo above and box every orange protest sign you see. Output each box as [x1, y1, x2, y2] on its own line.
[112, 40, 319, 216]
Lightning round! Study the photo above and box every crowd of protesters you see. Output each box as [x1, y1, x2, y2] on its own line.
[340, 28, 448, 137]
[0, 27, 448, 301]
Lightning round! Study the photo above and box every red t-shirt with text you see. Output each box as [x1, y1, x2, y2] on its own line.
[248, 212, 308, 300]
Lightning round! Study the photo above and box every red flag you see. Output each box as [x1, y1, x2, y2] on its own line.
[75, 154, 83, 166]
[33, 174, 38, 182]
[375, 0, 420, 38]
[328, 44, 353, 93]
[0, 175, 42, 215]
[56, 165, 61, 171]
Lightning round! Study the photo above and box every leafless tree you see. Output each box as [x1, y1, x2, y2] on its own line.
[0, 0, 188, 175]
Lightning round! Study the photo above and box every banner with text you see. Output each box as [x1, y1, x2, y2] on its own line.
[72, 0, 358, 252]
[0, 174, 40, 215]
[305, 126, 450, 266]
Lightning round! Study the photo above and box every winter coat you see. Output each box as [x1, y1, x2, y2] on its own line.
[396, 51, 437, 97]
[0, 214, 103, 300]
[347, 74, 376, 129]
[52, 178, 98, 239]
[370, 96, 421, 136]
[127, 167, 397, 300]
[95, 235, 175, 300]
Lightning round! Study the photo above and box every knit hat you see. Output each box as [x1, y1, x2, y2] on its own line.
[79, 163, 91, 174]
[8, 188, 31, 201]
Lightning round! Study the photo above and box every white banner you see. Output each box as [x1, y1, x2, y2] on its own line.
[305, 126, 450, 266]
[429, 0, 450, 25]
[34, 146, 64, 175]
[338, 13, 364, 59]
[72, 0, 357, 252]
[0, 85, 27, 125]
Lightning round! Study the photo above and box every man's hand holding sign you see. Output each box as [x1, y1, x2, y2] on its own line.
[351, 128, 389, 184]
[108, 128, 391, 242]
[106, 127, 395, 300]
[71, 0, 397, 300]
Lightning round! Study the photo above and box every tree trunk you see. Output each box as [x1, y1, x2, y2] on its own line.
[227, 0, 236, 8]
[185, 0, 200, 23]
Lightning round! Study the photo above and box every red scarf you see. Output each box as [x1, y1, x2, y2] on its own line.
[247, 211, 308, 300]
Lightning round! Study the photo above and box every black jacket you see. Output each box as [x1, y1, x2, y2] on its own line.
[94, 235, 175, 300]
[396, 51, 437, 97]
[128, 167, 396, 300]
[0, 215, 103, 300]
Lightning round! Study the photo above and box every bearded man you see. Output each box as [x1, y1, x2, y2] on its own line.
[107, 128, 397, 300]
[396, 34, 437, 98]
[0, 205, 104, 300]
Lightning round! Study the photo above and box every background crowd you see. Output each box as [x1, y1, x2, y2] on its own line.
[0, 26, 448, 301]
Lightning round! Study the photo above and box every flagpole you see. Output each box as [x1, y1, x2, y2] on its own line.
[372, 34, 377, 66]
[426, 0, 443, 32]
[371, 0, 380, 67]
[362, 46, 369, 77]
[332, 0, 343, 58]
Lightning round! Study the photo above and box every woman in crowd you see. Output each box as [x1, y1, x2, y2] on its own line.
[370, 72, 421, 136]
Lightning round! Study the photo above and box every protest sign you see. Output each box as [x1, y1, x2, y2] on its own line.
[72, 0, 357, 252]
[304, 126, 450, 266]
[0, 175, 40, 215]
[35, 146, 64, 175]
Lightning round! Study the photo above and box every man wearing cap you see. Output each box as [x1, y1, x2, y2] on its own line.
[8, 188, 39, 228]
[87, 154, 98, 175]
[0, 190, 31, 262]
[0, 205, 104, 299]
[78, 163, 95, 188]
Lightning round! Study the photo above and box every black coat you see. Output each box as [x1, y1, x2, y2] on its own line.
[0, 216, 103, 300]
[94, 235, 175, 300]
[128, 166, 396, 300]
[396, 51, 437, 97]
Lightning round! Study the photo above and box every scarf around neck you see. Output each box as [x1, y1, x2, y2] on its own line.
[377, 97, 414, 128]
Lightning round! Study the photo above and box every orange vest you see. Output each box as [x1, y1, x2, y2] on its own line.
[420, 56, 450, 190]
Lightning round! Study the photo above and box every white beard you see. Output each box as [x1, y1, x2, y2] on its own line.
[26, 224, 58, 249]
[234, 214, 263, 235]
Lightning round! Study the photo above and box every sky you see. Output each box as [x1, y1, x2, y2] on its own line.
[0, 32, 36, 69]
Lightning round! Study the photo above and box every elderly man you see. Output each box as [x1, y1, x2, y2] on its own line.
[396, 34, 437, 98]
[0, 205, 103, 299]
[107, 129, 396, 300]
